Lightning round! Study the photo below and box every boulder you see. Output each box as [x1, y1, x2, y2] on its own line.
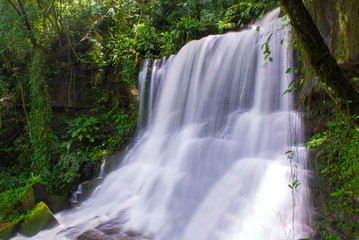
[76, 229, 115, 240]
[0, 219, 22, 240]
[20, 182, 46, 211]
[46, 195, 71, 213]
[76, 228, 150, 240]
[77, 178, 103, 203]
[19, 202, 58, 237]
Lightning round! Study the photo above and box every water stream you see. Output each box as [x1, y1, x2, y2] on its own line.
[15, 10, 309, 240]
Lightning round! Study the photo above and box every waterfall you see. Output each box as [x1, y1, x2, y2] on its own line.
[15, 11, 309, 240]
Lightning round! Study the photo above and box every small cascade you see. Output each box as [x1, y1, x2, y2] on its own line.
[97, 157, 106, 179]
[13, 10, 310, 240]
[70, 184, 83, 205]
[138, 60, 150, 129]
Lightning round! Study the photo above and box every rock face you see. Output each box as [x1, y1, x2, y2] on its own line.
[307, 0, 359, 62]
[48, 63, 134, 109]
[19, 202, 58, 237]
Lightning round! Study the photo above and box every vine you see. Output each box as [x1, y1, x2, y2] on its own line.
[28, 51, 54, 174]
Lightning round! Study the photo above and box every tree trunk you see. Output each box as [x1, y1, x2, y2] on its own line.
[279, 0, 359, 126]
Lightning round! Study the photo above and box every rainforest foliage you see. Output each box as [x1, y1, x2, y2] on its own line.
[0, 0, 358, 239]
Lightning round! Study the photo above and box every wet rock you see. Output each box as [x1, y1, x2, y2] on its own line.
[75, 229, 137, 240]
[125, 230, 142, 237]
[82, 179, 102, 198]
[76, 228, 153, 240]
[19, 202, 58, 237]
[80, 160, 97, 182]
[76, 229, 114, 240]
[95, 220, 123, 235]
[104, 151, 126, 173]
[74, 178, 103, 203]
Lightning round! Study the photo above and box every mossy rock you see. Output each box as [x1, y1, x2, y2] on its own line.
[46, 195, 71, 213]
[0, 218, 23, 240]
[19, 202, 58, 237]
[78, 178, 103, 202]
[20, 182, 46, 211]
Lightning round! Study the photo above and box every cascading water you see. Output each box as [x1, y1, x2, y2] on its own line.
[15, 10, 310, 240]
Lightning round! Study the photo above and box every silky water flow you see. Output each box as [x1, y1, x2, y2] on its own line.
[15, 11, 310, 240]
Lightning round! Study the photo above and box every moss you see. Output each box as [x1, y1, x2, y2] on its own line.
[306, 0, 359, 63]
[334, 2, 350, 63]
[20, 185, 35, 212]
[19, 202, 58, 237]
[46, 195, 70, 213]
[78, 178, 103, 202]
[0, 187, 25, 223]
[20, 182, 46, 212]
[0, 218, 23, 240]
[348, 0, 359, 60]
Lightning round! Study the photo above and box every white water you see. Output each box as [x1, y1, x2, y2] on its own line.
[15, 12, 309, 240]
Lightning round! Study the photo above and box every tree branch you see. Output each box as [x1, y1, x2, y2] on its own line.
[7, 0, 38, 48]
[45, 0, 56, 17]
[6, 0, 21, 16]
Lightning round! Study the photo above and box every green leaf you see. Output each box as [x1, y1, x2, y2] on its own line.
[283, 87, 296, 95]
[288, 79, 296, 87]
[329, 234, 338, 240]
[285, 68, 291, 73]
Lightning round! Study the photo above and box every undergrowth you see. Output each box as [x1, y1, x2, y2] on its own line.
[307, 112, 359, 239]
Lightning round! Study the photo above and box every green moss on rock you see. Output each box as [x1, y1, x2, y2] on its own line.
[79, 178, 103, 202]
[20, 182, 46, 212]
[307, 0, 359, 62]
[0, 218, 23, 240]
[19, 202, 58, 237]
[47, 195, 70, 213]
[20, 186, 35, 212]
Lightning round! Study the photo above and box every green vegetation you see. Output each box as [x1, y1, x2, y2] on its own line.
[0, 0, 357, 239]
[306, 110, 359, 239]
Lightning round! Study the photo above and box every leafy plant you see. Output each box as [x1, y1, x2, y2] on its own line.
[307, 112, 359, 238]
[172, 16, 205, 51]
[51, 152, 82, 191]
[61, 115, 100, 151]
